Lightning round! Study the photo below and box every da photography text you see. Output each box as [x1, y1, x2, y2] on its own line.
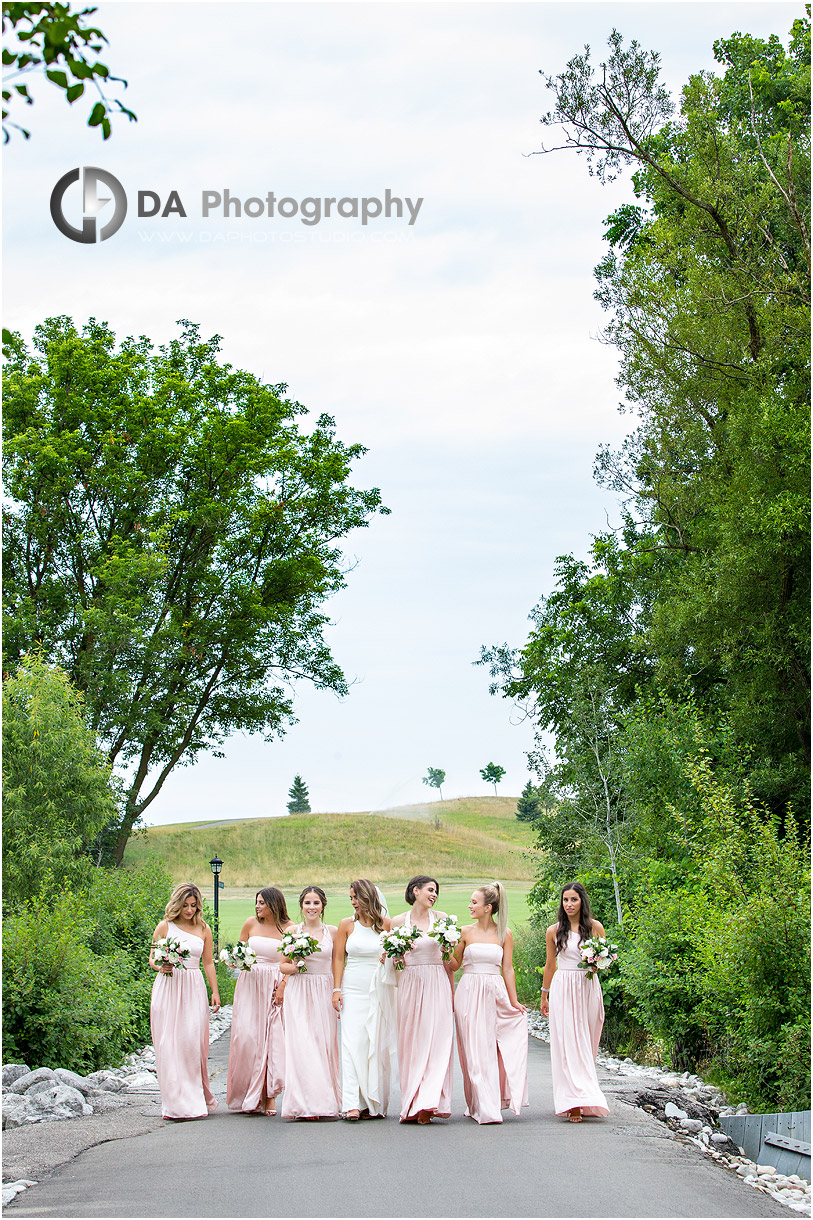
[49, 167, 425, 244]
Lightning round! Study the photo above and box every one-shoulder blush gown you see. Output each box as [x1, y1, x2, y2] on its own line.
[340, 921, 395, 1116]
[226, 935, 286, 1112]
[549, 930, 609, 1117]
[397, 911, 454, 1121]
[150, 921, 217, 1120]
[455, 942, 529, 1123]
[281, 927, 340, 1119]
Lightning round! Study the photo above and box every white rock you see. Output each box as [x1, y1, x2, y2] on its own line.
[2, 1094, 37, 1129]
[757, 1165, 778, 1176]
[1, 1180, 37, 1206]
[84, 1071, 126, 1092]
[53, 1068, 90, 1094]
[1, 1064, 31, 1087]
[123, 1072, 159, 1091]
[665, 1102, 688, 1119]
[681, 1118, 704, 1133]
[9, 1067, 58, 1095]
[711, 1134, 730, 1144]
[28, 1085, 92, 1119]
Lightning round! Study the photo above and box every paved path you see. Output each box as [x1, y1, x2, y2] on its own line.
[5, 1033, 788, 1219]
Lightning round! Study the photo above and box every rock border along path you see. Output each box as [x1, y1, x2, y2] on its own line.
[528, 1012, 811, 1216]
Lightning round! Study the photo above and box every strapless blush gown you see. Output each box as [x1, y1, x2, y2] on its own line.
[281, 927, 340, 1119]
[150, 921, 217, 1120]
[340, 921, 394, 1116]
[549, 930, 609, 1117]
[226, 935, 285, 1112]
[397, 911, 454, 1121]
[455, 942, 529, 1123]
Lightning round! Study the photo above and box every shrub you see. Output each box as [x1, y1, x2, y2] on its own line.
[3, 886, 149, 1071]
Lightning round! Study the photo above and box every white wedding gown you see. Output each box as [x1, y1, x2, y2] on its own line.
[340, 921, 396, 1115]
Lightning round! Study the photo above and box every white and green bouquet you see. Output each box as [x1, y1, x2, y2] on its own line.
[278, 930, 321, 972]
[153, 936, 191, 971]
[380, 924, 422, 970]
[427, 914, 461, 961]
[578, 935, 619, 979]
[219, 941, 257, 971]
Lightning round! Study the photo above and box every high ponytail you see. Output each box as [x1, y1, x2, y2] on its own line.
[479, 881, 508, 944]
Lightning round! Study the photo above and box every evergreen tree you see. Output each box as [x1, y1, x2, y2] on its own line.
[287, 775, 311, 814]
[516, 779, 542, 823]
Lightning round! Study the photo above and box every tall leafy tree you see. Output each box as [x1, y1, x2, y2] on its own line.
[287, 774, 311, 814]
[3, 317, 388, 862]
[479, 761, 505, 796]
[537, 20, 810, 813]
[422, 767, 445, 800]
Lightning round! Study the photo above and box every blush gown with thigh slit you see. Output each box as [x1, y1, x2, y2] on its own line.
[150, 920, 217, 1120]
[396, 910, 454, 1121]
[226, 936, 286, 1112]
[340, 921, 394, 1116]
[454, 942, 529, 1124]
[548, 930, 609, 1117]
[281, 926, 341, 1119]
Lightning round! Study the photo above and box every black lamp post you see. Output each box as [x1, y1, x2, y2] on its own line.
[209, 855, 223, 952]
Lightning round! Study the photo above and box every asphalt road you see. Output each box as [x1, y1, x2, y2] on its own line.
[5, 1031, 789, 1219]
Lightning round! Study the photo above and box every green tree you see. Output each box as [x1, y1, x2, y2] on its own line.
[3, 317, 388, 864]
[515, 778, 542, 823]
[2, 653, 117, 907]
[287, 774, 311, 814]
[479, 761, 505, 796]
[537, 21, 811, 815]
[422, 767, 445, 800]
[2, 3, 136, 141]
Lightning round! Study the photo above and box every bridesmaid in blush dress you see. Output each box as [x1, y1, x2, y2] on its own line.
[226, 886, 293, 1116]
[280, 885, 341, 1120]
[332, 878, 393, 1119]
[150, 883, 220, 1121]
[390, 874, 454, 1124]
[540, 881, 610, 1122]
[450, 881, 528, 1124]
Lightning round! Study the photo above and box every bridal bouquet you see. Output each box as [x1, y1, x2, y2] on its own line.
[219, 941, 257, 971]
[278, 930, 321, 972]
[427, 915, 461, 961]
[380, 924, 422, 970]
[153, 936, 191, 970]
[577, 936, 619, 979]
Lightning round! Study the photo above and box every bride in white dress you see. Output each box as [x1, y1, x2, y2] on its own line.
[332, 879, 394, 1119]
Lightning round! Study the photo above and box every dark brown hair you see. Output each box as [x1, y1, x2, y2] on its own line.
[405, 875, 439, 906]
[299, 884, 327, 912]
[555, 881, 595, 954]
[256, 887, 290, 930]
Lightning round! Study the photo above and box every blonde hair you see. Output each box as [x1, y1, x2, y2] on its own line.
[478, 881, 508, 944]
[164, 883, 205, 928]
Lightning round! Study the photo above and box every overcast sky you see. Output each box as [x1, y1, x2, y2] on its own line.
[3, 1, 801, 823]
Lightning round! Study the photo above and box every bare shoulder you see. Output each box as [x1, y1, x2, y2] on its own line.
[546, 923, 557, 937]
[338, 916, 355, 932]
[381, 916, 392, 931]
[326, 924, 338, 935]
[153, 920, 169, 939]
[390, 913, 407, 928]
[503, 927, 514, 944]
[434, 909, 449, 920]
[591, 920, 606, 937]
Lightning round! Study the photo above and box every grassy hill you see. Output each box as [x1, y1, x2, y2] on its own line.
[123, 797, 535, 890]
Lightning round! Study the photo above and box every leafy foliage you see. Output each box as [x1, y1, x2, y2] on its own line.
[2, 3, 136, 141]
[2, 654, 117, 908]
[3, 317, 388, 862]
[479, 761, 505, 795]
[422, 767, 446, 799]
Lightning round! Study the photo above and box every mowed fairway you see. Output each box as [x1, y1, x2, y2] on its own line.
[123, 797, 536, 925]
